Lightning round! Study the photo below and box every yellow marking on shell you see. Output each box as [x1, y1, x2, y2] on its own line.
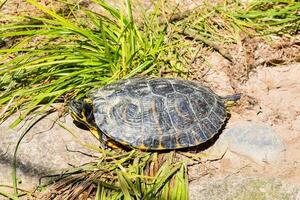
[106, 141, 120, 149]
[136, 144, 166, 151]
[136, 141, 186, 150]
[154, 143, 182, 150]
[158, 135, 164, 150]
[156, 145, 168, 150]
[136, 144, 148, 150]
[119, 140, 129, 146]
[118, 140, 129, 146]
[175, 143, 183, 149]
[155, 145, 164, 150]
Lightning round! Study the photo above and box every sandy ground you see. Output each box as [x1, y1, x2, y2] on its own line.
[186, 23, 300, 186]
[187, 62, 300, 199]
[189, 62, 300, 183]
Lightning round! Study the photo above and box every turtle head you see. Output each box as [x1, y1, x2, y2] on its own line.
[69, 99, 95, 128]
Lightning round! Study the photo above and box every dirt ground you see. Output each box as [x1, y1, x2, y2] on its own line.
[187, 60, 300, 199]
[189, 60, 300, 183]
[186, 33, 300, 185]
[1, 0, 300, 198]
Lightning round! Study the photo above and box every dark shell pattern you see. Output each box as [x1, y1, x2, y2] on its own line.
[90, 77, 226, 150]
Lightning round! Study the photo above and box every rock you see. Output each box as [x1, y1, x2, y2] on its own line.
[0, 111, 98, 192]
[207, 121, 285, 163]
[189, 175, 300, 200]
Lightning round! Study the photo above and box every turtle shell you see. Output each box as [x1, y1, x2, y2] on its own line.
[90, 77, 227, 150]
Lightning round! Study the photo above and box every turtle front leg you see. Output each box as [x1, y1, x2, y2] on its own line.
[98, 132, 108, 149]
[88, 126, 106, 148]
[96, 130, 122, 150]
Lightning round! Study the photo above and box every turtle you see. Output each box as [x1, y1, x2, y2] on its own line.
[69, 77, 240, 150]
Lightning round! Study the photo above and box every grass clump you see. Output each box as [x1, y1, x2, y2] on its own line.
[170, 0, 299, 80]
[51, 151, 187, 200]
[0, 0, 187, 127]
[176, 0, 299, 48]
[0, 1, 189, 199]
[13, 149, 188, 200]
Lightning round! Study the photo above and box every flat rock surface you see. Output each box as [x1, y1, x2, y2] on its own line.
[207, 121, 285, 164]
[189, 175, 300, 200]
[0, 112, 98, 192]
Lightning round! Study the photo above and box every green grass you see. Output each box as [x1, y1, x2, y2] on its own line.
[0, 0, 188, 127]
[0, 0, 299, 199]
[33, 149, 188, 200]
[0, 1, 190, 199]
[174, 0, 299, 51]
[35, 150, 188, 200]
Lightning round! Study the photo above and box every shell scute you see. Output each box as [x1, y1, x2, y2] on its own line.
[160, 135, 177, 149]
[189, 93, 211, 119]
[126, 79, 151, 97]
[173, 83, 194, 94]
[200, 118, 216, 139]
[191, 125, 208, 143]
[166, 93, 195, 130]
[149, 78, 174, 96]
[177, 132, 190, 147]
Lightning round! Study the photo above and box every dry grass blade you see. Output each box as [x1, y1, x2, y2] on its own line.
[35, 149, 187, 199]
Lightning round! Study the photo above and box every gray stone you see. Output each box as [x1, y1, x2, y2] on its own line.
[189, 175, 300, 200]
[0, 110, 98, 192]
[207, 121, 285, 163]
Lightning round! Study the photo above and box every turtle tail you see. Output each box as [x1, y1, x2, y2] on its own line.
[221, 93, 242, 107]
